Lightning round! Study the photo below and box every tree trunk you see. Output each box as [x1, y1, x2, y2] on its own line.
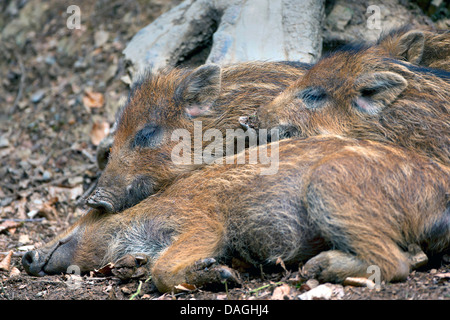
[123, 0, 325, 77]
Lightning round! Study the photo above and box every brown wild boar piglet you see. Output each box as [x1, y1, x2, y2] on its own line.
[374, 27, 450, 71]
[23, 136, 449, 293]
[242, 46, 449, 165]
[87, 61, 310, 213]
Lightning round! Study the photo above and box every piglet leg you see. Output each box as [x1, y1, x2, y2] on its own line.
[151, 223, 238, 293]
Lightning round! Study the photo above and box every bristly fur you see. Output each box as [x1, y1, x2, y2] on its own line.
[389, 58, 450, 80]
[102, 217, 177, 265]
[254, 33, 450, 165]
[376, 25, 415, 45]
[36, 136, 450, 292]
[375, 26, 450, 71]
[90, 61, 309, 213]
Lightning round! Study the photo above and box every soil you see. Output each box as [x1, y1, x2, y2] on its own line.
[0, 0, 449, 301]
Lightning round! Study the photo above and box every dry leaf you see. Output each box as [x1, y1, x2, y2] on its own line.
[83, 90, 104, 108]
[343, 277, 377, 289]
[271, 284, 291, 300]
[9, 267, 21, 278]
[69, 185, 84, 200]
[48, 185, 83, 202]
[298, 283, 344, 300]
[155, 293, 173, 300]
[90, 121, 110, 146]
[434, 273, 450, 279]
[38, 202, 58, 220]
[94, 262, 115, 276]
[0, 220, 21, 234]
[19, 234, 30, 244]
[94, 30, 109, 47]
[275, 256, 288, 273]
[15, 197, 28, 220]
[0, 250, 13, 271]
[17, 245, 34, 252]
[174, 283, 197, 291]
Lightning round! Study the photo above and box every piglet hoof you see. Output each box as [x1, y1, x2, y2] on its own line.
[112, 254, 150, 280]
[185, 258, 242, 291]
[406, 244, 428, 270]
[302, 252, 329, 282]
[302, 250, 365, 283]
[193, 258, 217, 270]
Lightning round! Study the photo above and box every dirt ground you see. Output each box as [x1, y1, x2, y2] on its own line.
[1, 258, 450, 300]
[0, 0, 449, 301]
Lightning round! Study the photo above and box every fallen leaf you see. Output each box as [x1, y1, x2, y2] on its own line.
[83, 90, 104, 108]
[65, 274, 83, 289]
[434, 273, 450, 279]
[94, 30, 109, 47]
[121, 286, 133, 295]
[9, 267, 21, 278]
[0, 147, 12, 159]
[90, 121, 110, 146]
[68, 176, 84, 187]
[174, 283, 197, 291]
[19, 234, 30, 244]
[69, 185, 84, 200]
[0, 220, 22, 234]
[275, 256, 288, 273]
[156, 293, 173, 300]
[38, 202, 58, 220]
[271, 284, 291, 300]
[26, 195, 60, 220]
[0, 250, 13, 271]
[27, 210, 39, 219]
[94, 262, 115, 276]
[48, 185, 83, 202]
[298, 283, 344, 300]
[433, 272, 450, 284]
[17, 245, 34, 252]
[343, 277, 377, 289]
[15, 197, 28, 220]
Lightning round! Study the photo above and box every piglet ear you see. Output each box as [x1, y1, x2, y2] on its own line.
[175, 64, 222, 118]
[354, 71, 407, 115]
[395, 30, 425, 64]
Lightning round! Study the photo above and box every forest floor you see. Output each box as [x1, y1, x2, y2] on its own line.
[0, 0, 449, 301]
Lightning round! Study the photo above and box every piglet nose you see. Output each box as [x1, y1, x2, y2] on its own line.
[86, 197, 114, 213]
[86, 188, 115, 213]
[22, 250, 46, 277]
[22, 250, 34, 272]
